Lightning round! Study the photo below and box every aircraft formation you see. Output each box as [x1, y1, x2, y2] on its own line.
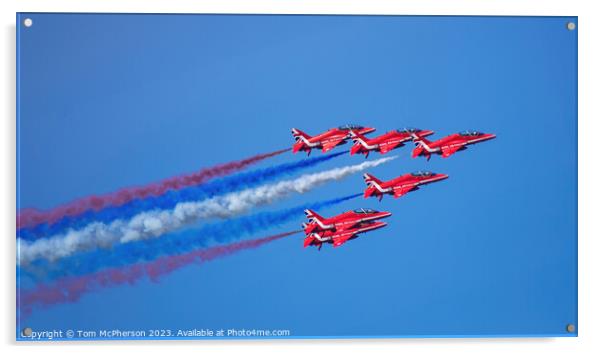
[291, 124, 496, 250]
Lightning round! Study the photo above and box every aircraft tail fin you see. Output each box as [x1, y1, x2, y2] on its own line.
[303, 234, 316, 248]
[411, 133, 433, 148]
[302, 221, 320, 234]
[364, 185, 383, 200]
[412, 145, 423, 158]
[363, 173, 382, 187]
[304, 233, 324, 250]
[412, 146, 431, 160]
[291, 128, 311, 140]
[411, 133, 434, 159]
[304, 209, 325, 223]
[349, 130, 369, 143]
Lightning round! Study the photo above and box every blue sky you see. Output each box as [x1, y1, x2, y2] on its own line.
[17, 14, 577, 338]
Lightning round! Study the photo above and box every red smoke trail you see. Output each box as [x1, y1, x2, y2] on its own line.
[17, 149, 289, 230]
[18, 230, 299, 315]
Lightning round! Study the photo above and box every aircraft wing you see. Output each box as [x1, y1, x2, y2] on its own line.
[321, 136, 346, 152]
[332, 231, 356, 248]
[393, 184, 417, 198]
[379, 141, 403, 154]
[441, 143, 465, 158]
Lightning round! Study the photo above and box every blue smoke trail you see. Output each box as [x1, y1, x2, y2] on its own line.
[18, 152, 346, 241]
[24, 193, 361, 282]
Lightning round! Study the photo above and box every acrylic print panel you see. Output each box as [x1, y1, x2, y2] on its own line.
[16, 13, 577, 340]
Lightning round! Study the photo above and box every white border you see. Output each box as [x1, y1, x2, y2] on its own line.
[2, 1, 600, 353]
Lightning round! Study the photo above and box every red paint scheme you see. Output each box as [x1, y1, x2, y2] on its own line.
[363, 171, 448, 201]
[303, 221, 388, 249]
[411, 130, 496, 160]
[291, 124, 375, 155]
[302, 208, 391, 249]
[350, 128, 434, 158]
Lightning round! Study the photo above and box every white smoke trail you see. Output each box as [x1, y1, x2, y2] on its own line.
[18, 157, 395, 264]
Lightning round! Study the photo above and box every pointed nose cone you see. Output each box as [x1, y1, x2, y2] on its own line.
[369, 221, 388, 230]
[361, 127, 376, 135]
[435, 173, 449, 181]
[378, 211, 393, 219]
[484, 133, 496, 140]
[421, 129, 435, 137]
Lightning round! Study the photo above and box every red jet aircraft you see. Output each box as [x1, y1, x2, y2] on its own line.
[349, 128, 434, 157]
[302, 207, 392, 234]
[303, 221, 388, 249]
[411, 130, 496, 160]
[363, 171, 448, 200]
[291, 124, 375, 155]
[302, 208, 391, 249]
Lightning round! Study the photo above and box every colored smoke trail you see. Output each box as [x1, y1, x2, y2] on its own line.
[26, 193, 362, 281]
[17, 148, 289, 230]
[19, 157, 392, 264]
[18, 151, 345, 241]
[19, 231, 299, 315]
